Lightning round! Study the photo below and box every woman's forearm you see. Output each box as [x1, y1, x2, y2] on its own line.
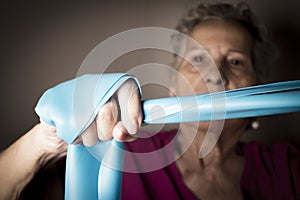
[0, 125, 43, 199]
[0, 123, 67, 200]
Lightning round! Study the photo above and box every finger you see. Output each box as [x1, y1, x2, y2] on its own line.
[113, 121, 138, 142]
[95, 98, 118, 141]
[117, 79, 142, 135]
[80, 121, 99, 147]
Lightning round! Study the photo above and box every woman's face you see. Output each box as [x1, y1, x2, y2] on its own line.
[174, 19, 256, 95]
[173, 19, 257, 133]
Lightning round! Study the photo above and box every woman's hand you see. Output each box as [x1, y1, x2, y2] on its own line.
[0, 78, 142, 200]
[78, 79, 143, 146]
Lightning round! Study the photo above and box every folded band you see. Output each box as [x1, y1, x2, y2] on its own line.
[35, 74, 140, 200]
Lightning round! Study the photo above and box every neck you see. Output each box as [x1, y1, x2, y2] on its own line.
[175, 119, 247, 170]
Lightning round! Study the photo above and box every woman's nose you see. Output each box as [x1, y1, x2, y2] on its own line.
[204, 58, 229, 89]
[203, 66, 224, 85]
[202, 69, 225, 92]
[205, 76, 223, 85]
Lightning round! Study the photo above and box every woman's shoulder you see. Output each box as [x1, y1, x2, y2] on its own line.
[238, 141, 300, 199]
[238, 141, 300, 165]
[238, 141, 300, 179]
[237, 141, 300, 157]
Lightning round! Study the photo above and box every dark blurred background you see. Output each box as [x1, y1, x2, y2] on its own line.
[1, 0, 300, 151]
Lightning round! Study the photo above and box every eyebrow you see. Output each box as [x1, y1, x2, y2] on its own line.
[188, 46, 250, 56]
[189, 46, 206, 51]
[227, 49, 249, 54]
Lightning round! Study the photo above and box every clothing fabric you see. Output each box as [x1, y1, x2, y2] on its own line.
[21, 130, 300, 200]
[122, 130, 300, 200]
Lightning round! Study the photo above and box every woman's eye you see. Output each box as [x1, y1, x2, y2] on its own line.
[230, 59, 242, 66]
[193, 56, 204, 63]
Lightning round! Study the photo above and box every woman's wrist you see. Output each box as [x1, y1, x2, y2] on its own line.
[33, 122, 68, 167]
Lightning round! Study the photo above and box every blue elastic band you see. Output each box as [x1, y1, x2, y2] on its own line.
[35, 74, 300, 200]
[35, 74, 140, 200]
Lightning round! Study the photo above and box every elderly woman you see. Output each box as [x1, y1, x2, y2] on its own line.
[0, 2, 299, 200]
[119, 3, 299, 200]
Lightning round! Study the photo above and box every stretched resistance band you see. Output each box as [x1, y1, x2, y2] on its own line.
[35, 74, 300, 200]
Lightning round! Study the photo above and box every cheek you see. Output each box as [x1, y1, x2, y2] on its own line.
[230, 72, 256, 89]
[225, 67, 257, 90]
[175, 64, 209, 95]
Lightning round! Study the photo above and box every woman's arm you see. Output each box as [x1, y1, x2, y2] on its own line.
[0, 78, 142, 199]
[0, 123, 67, 200]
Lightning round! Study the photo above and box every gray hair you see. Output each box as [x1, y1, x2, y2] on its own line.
[173, 2, 278, 83]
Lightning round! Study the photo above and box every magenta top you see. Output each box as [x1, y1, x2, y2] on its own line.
[122, 130, 300, 200]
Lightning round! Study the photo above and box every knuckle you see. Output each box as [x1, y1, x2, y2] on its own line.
[128, 111, 141, 124]
[81, 122, 98, 146]
[97, 131, 111, 141]
[95, 100, 118, 141]
[122, 79, 137, 89]
[97, 102, 117, 123]
[118, 79, 138, 96]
